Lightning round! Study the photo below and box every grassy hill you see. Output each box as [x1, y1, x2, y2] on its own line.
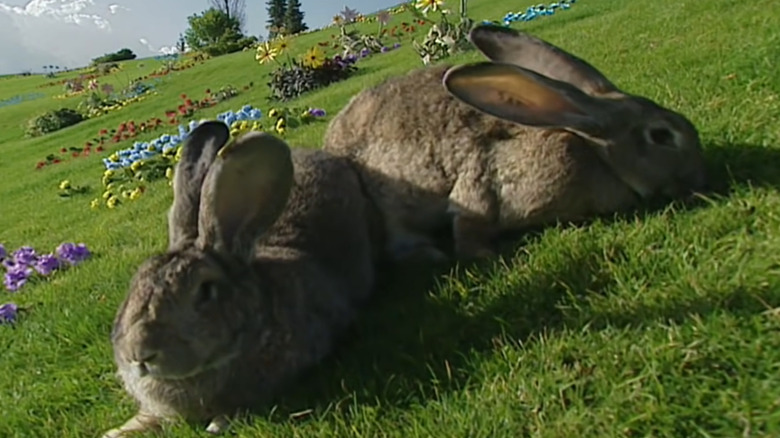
[1, 0, 779, 436]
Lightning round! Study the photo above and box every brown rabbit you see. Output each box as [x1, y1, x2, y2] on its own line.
[103, 122, 380, 437]
[323, 24, 708, 261]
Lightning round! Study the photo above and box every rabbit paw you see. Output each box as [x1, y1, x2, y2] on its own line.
[101, 413, 161, 438]
[205, 416, 230, 434]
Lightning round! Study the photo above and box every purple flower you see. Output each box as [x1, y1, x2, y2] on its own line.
[0, 303, 17, 324]
[308, 108, 327, 117]
[4, 266, 32, 292]
[360, 48, 371, 58]
[380, 46, 389, 53]
[0, 244, 6, 261]
[13, 246, 37, 266]
[56, 242, 90, 265]
[393, 42, 401, 49]
[35, 254, 60, 276]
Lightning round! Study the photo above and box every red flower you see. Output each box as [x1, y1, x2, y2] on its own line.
[96, 146, 104, 152]
[52, 158, 61, 164]
[85, 142, 92, 147]
[99, 129, 108, 136]
[36, 161, 45, 169]
[418, 20, 425, 25]
[185, 99, 193, 106]
[165, 110, 176, 118]
[60, 147, 67, 153]
[205, 89, 211, 94]
[72, 151, 80, 157]
[180, 93, 187, 99]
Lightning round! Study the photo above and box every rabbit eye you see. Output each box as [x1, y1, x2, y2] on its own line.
[647, 127, 675, 147]
[197, 282, 218, 304]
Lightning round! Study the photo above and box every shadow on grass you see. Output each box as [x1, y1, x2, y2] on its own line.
[249, 142, 780, 422]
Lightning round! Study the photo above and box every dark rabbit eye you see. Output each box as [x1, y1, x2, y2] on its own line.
[648, 127, 675, 146]
[197, 281, 218, 304]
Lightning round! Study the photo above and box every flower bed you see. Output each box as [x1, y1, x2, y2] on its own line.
[93, 104, 327, 210]
[1, 242, 91, 293]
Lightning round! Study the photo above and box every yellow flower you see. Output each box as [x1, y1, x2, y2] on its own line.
[59, 180, 71, 190]
[90, 198, 101, 209]
[106, 183, 116, 191]
[273, 36, 291, 54]
[276, 126, 286, 135]
[165, 167, 174, 180]
[122, 190, 133, 198]
[268, 108, 280, 118]
[251, 121, 262, 131]
[129, 188, 143, 200]
[102, 190, 113, 199]
[302, 46, 325, 69]
[255, 42, 279, 64]
[276, 118, 286, 131]
[109, 153, 119, 162]
[103, 169, 114, 178]
[415, 0, 445, 14]
[174, 146, 183, 162]
[107, 196, 119, 209]
[130, 160, 143, 172]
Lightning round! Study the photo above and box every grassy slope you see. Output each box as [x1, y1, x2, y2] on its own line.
[1, 0, 780, 436]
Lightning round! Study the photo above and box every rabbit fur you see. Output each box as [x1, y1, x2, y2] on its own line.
[104, 122, 381, 437]
[323, 24, 708, 261]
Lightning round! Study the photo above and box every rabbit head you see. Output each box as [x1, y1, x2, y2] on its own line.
[111, 122, 294, 382]
[443, 24, 708, 200]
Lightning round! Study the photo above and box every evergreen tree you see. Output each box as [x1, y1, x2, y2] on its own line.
[266, 0, 286, 39]
[284, 0, 308, 35]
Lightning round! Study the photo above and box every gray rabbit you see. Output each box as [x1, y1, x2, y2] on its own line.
[103, 122, 380, 437]
[323, 24, 708, 261]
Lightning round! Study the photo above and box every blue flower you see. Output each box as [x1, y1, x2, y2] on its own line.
[0, 303, 17, 324]
[34, 254, 60, 276]
[56, 243, 90, 265]
[4, 266, 31, 292]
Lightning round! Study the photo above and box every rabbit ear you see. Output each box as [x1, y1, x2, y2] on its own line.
[443, 62, 611, 136]
[195, 132, 294, 261]
[468, 25, 619, 95]
[168, 121, 231, 250]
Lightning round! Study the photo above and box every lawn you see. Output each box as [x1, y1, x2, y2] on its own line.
[1, 0, 780, 436]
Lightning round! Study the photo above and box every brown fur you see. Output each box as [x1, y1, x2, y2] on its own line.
[104, 126, 379, 437]
[323, 26, 707, 260]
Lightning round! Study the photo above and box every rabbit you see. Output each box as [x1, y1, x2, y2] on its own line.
[323, 24, 708, 261]
[103, 121, 382, 437]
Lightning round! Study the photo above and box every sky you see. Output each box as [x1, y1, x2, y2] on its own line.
[0, 0, 403, 75]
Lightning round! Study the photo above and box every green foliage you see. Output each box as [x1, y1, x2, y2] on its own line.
[284, 0, 308, 35]
[268, 58, 357, 102]
[24, 108, 84, 137]
[184, 8, 252, 56]
[410, 8, 474, 64]
[91, 48, 136, 65]
[266, 0, 287, 38]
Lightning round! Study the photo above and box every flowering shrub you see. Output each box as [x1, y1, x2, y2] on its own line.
[411, 0, 475, 64]
[78, 79, 159, 119]
[258, 37, 358, 102]
[24, 108, 85, 137]
[1, 242, 91, 292]
[94, 105, 327, 209]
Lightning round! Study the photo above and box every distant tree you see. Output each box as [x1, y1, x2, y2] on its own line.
[209, 0, 246, 29]
[266, 0, 286, 39]
[284, 0, 307, 34]
[91, 48, 136, 65]
[184, 8, 256, 56]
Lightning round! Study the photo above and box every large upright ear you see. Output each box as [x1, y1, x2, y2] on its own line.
[168, 121, 230, 250]
[468, 24, 619, 95]
[443, 62, 612, 136]
[195, 132, 294, 260]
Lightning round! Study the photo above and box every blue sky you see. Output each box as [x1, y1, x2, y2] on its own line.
[0, 0, 403, 74]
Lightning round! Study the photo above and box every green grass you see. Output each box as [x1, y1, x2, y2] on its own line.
[2, 0, 780, 436]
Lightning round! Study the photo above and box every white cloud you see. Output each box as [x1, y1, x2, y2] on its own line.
[108, 3, 127, 14]
[0, 0, 171, 74]
[0, 0, 110, 29]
